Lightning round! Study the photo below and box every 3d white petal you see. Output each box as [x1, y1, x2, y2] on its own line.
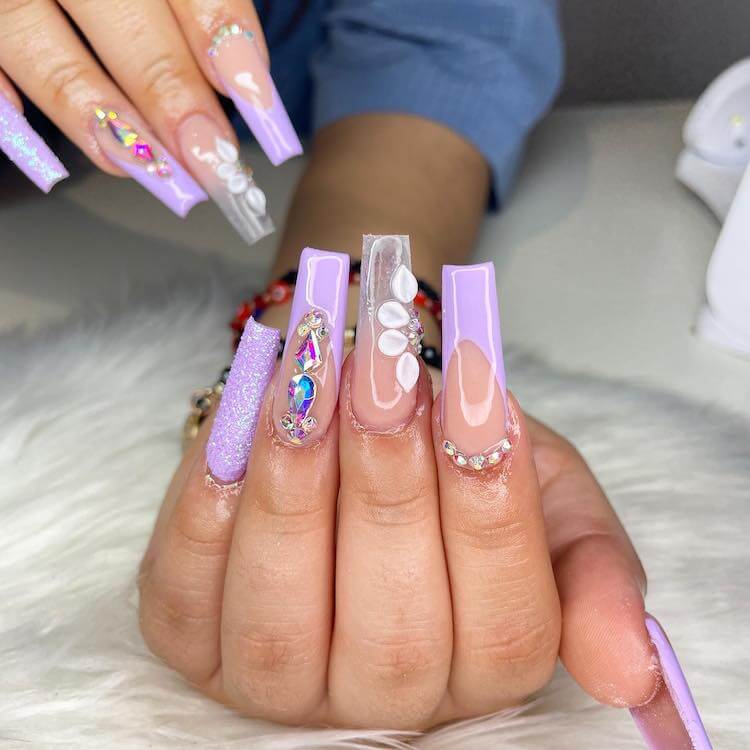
[377, 300, 410, 328]
[377, 329, 408, 357]
[245, 185, 267, 213]
[215, 137, 238, 164]
[391, 264, 418, 303]
[216, 162, 236, 181]
[396, 352, 419, 392]
[228, 173, 249, 194]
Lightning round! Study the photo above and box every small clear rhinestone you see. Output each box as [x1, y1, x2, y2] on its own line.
[469, 455, 486, 471]
[487, 451, 501, 465]
[230, 23, 241, 34]
[454, 453, 468, 467]
[443, 440, 456, 456]
[500, 438, 512, 453]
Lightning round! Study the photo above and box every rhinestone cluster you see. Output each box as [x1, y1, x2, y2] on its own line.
[95, 108, 171, 178]
[208, 24, 254, 57]
[442, 438, 512, 471]
[280, 310, 327, 444]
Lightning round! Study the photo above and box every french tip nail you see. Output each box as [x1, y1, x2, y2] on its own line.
[207, 24, 303, 167]
[630, 613, 713, 749]
[0, 94, 69, 193]
[91, 106, 208, 218]
[205, 317, 280, 483]
[274, 247, 350, 445]
[440, 261, 509, 470]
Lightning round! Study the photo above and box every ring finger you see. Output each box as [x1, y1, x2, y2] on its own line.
[435, 262, 561, 715]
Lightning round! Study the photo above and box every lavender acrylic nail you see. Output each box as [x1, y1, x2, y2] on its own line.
[206, 318, 280, 483]
[0, 93, 68, 193]
[630, 614, 713, 750]
[274, 247, 350, 445]
[208, 26, 302, 166]
[93, 107, 207, 218]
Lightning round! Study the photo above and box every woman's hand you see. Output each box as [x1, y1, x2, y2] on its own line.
[0, 0, 298, 234]
[138, 243, 658, 729]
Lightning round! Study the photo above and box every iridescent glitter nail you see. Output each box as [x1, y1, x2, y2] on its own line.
[206, 317, 280, 483]
[0, 93, 68, 193]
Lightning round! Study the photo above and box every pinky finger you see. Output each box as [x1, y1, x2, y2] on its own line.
[0, 71, 68, 193]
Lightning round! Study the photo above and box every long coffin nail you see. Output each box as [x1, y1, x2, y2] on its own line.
[0, 94, 68, 193]
[272, 247, 349, 445]
[630, 615, 713, 750]
[177, 113, 273, 245]
[208, 25, 302, 166]
[351, 235, 423, 431]
[92, 106, 207, 217]
[206, 318, 280, 483]
[441, 262, 510, 471]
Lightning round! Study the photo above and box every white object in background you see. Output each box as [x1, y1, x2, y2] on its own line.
[677, 58, 750, 220]
[696, 160, 750, 356]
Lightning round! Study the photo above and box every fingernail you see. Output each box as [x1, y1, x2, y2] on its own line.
[351, 235, 423, 431]
[177, 113, 273, 245]
[630, 614, 713, 749]
[208, 25, 302, 166]
[92, 106, 207, 217]
[206, 318, 280, 483]
[273, 247, 350, 445]
[0, 93, 68, 193]
[440, 262, 510, 471]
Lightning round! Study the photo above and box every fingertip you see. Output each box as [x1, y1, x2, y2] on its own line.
[558, 540, 659, 708]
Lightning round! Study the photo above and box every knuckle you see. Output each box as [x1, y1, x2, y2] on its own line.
[467, 616, 560, 689]
[360, 630, 448, 687]
[222, 620, 324, 719]
[42, 59, 94, 108]
[139, 53, 192, 102]
[225, 618, 323, 676]
[138, 574, 220, 682]
[350, 479, 434, 527]
[451, 509, 529, 552]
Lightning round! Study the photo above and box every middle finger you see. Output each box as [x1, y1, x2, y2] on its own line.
[328, 235, 453, 729]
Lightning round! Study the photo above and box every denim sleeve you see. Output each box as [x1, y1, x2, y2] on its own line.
[311, 0, 564, 206]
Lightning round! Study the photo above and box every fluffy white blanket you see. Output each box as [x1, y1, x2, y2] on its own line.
[1, 275, 747, 749]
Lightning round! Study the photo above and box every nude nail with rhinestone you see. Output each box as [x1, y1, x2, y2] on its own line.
[208, 25, 302, 166]
[272, 247, 350, 446]
[206, 317, 280, 483]
[93, 107, 207, 217]
[351, 235, 424, 431]
[177, 114, 273, 245]
[441, 262, 510, 471]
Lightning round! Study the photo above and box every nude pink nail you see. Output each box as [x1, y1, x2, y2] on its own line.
[272, 247, 350, 446]
[177, 113, 273, 245]
[630, 614, 713, 749]
[208, 25, 302, 166]
[351, 235, 424, 431]
[440, 262, 510, 471]
[93, 107, 207, 217]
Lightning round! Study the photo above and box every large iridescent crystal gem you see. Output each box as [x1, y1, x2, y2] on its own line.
[283, 373, 317, 443]
[295, 330, 322, 372]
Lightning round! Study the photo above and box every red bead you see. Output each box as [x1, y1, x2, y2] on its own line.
[415, 290, 427, 305]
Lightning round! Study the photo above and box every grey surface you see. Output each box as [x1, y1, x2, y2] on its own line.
[1, 100, 748, 419]
[560, 0, 750, 103]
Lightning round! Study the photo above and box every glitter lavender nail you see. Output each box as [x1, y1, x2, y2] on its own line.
[206, 318, 279, 483]
[0, 93, 68, 193]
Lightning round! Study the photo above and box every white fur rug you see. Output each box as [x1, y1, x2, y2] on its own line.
[1, 274, 747, 749]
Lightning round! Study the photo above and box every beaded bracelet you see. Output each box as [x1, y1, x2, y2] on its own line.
[229, 261, 443, 369]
